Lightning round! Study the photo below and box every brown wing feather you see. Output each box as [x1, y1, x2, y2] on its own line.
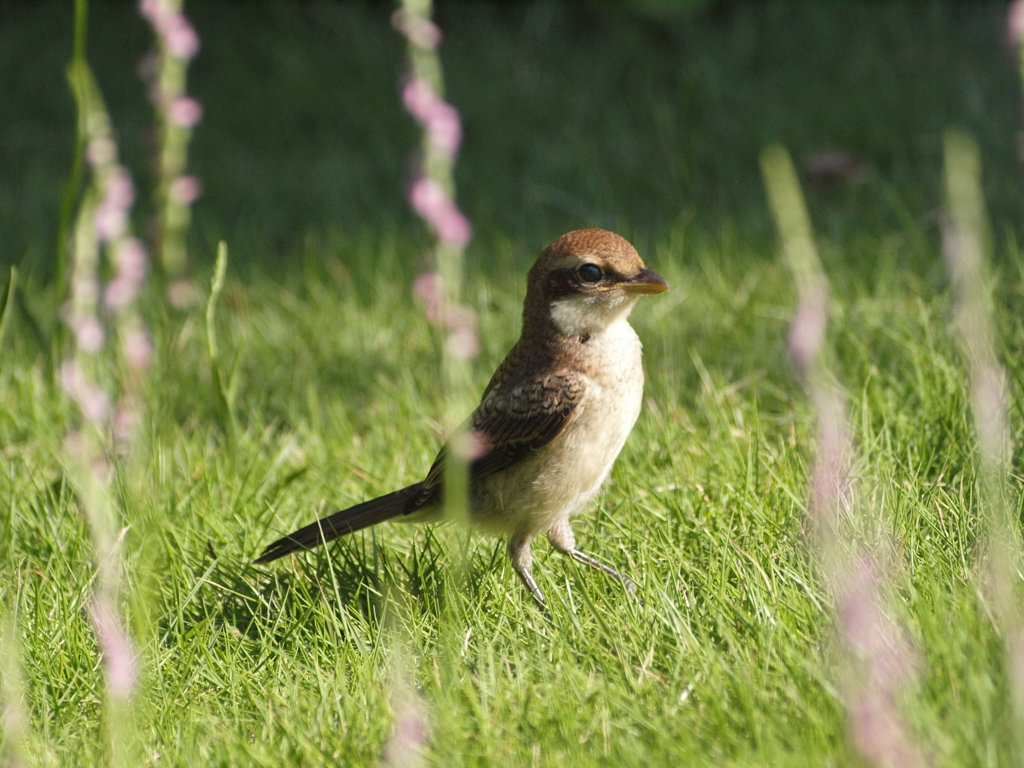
[256, 343, 585, 563]
[414, 371, 585, 508]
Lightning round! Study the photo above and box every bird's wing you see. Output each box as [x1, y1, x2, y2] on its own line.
[413, 372, 586, 507]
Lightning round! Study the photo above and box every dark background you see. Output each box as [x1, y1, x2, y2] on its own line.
[1, 2, 1021, 281]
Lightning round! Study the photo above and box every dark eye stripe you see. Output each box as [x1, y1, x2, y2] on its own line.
[544, 269, 586, 300]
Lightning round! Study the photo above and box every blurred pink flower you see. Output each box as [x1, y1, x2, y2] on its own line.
[168, 96, 203, 127]
[412, 271, 477, 338]
[168, 278, 197, 309]
[403, 79, 438, 122]
[410, 178, 471, 247]
[104, 279, 134, 311]
[391, 8, 442, 50]
[447, 324, 479, 361]
[140, 0, 199, 60]
[60, 360, 110, 424]
[801, 148, 866, 189]
[413, 271, 441, 310]
[105, 239, 147, 310]
[75, 316, 105, 353]
[95, 168, 135, 243]
[124, 328, 153, 370]
[170, 175, 202, 205]
[116, 237, 147, 283]
[787, 286, 827, 379]
[1012, 635, 1024, 706]
[839, 557, 917, 689]
[87, 137, 117, 167]
[1009, 1, 1024, 46]
[107, 167, 135, 208]
[64, 429, 85, 458]
[850, 692, 922, 768]
[382, 696, 427, 768]
[76, 276, 100, 305]
[466, 429, 491, 460]
[138, 0, 164, 23]
[426, 102, 462, 155]
[164, 15, 199, 59]
[113, 407, 138, 445]
[81, 388, 110, 425]
[90, 599, 138, 699]
[402, 79, 462, 155]
[95, 205, 126, 243]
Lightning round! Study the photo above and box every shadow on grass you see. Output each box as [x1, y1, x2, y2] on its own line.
[160, 524, 493, 656]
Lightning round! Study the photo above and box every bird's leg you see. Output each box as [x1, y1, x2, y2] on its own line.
[508, 535, 549, 615]
[547, 521, 636, 593]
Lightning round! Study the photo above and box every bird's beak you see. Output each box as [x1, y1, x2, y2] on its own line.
[619, 268, 669, 295]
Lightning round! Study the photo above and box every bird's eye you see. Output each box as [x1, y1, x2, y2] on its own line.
[577, 263, 603, 284]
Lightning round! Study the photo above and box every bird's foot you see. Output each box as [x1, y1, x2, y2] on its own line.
[567, 548, 637, 594]
[514, 565, 552, 619]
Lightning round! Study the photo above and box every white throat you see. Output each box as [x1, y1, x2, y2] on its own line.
[549, 293, 639, 336]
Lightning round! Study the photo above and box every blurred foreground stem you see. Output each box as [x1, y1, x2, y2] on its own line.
[942, 129, 1024, 762]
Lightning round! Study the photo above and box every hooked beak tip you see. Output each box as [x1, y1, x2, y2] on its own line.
[621, 268, 668, 295]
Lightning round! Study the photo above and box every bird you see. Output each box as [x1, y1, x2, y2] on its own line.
[256, 228, 668, 611]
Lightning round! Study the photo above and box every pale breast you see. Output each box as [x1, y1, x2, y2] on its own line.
[471, 320, 644, 537]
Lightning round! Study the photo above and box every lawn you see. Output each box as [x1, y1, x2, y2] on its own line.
[2, 3, 1024, 766]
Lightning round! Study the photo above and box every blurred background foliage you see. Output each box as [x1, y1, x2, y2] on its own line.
[1, 1, 1021, 284]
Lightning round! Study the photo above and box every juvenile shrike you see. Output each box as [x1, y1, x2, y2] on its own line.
[256, 228, 667, 610]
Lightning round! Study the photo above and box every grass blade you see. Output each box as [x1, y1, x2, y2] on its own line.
[206, 240, 239, 448]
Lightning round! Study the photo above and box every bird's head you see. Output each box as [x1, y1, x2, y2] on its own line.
[525, 229, 668, 336]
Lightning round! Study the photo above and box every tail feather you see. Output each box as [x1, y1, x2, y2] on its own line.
[255, 483, 424, 564]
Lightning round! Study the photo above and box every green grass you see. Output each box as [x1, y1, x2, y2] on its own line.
[3, 3, 1024, 767]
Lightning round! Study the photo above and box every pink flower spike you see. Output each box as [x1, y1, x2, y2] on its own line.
[465, 429, 491, 460]
[427, 102, 462, 155]
[57, 360, 75, 391]
[164, 14, 200, 59]
[105, 278, 134, 311]
[78, 276, 100, 305]
[113, 408, 138, 445]
[409, 19, 442, 50]
[107, 167, 135, 209]
[382, 696, 428, 768]
[95, 203, 126, 243]
[124, 328, 153, 370]
[90, 600, 138, 699]
[402, 79, 461, 153]
[138, 0, 164, 25]
[787, 287, 827, 378]
[116, 237, 148, 283]
[1009, 1, 1024, 46]
[75, 316, 106, 353]
[167, 278, 197, 309]
[87, 138, 117, 167]
[436, 206, 471, 247]
[410, 177, 442, 215]
[447, 324, 479, 360]
[95, 167, 135, 242]
[409, 178, 471, 247]
[412, 271, 444, 325]
[391, 8, 442, 50]
[58, 359, 79, 393]
[81, 385, 111, 424]
[168, 96, 203, 128]
[169, 175, 202, 205]
[403, 78, 440, 122]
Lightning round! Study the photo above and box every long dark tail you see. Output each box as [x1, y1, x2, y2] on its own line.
[255, 482, 425, 564]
